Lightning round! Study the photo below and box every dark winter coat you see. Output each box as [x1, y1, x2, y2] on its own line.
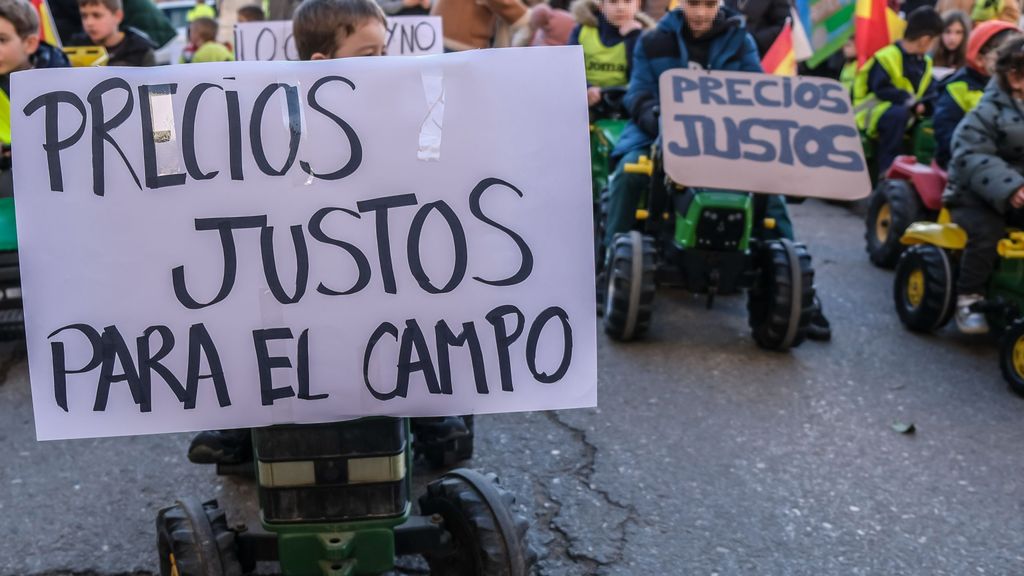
[612, 7, 762, 158]
[68, 28, 157, 67]
[723, 0, 790, 56]
[945, 80, 1024, 212]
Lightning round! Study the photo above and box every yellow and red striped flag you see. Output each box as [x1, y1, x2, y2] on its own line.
[761, 19, 796, 76]
[855, 0, 890, 66]
[30, 0, 61, 47]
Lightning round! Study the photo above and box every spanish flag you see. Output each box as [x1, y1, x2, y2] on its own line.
[30, 0, 61, 47]
[761, 19, 796, 76]
[855, 0, 890, 67]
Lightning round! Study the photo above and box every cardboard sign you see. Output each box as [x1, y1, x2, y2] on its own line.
[234, 16, 443, 61]
[11, 47, 595, 440]
[658, 70, 870, 201]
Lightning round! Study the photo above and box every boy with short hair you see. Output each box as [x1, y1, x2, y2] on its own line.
[568, 0, 655, 106]
[852, 6, 944, 176]
[236, 3, 266, 22]
[293, 0, 387, 59]
[68, 0, 156, 66]
[184, 16, 234, 63]
[0, 0, 68, 146]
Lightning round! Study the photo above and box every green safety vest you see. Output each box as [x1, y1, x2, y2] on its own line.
[853, 45, 933, 138]
[187, 3, 216, 22]
[0, 90, 10, 145]
[580, 26, 628, 88]
[946, 80, 983, 113]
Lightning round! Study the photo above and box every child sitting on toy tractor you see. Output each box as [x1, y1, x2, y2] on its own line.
[603, 0, 830, 340]
[853, 7, 943, 178]
[933, 20, 1021, 170]
[569, 0, 654, 107]
[945, 36, 1024, 335]
[187, 0, 474, 471]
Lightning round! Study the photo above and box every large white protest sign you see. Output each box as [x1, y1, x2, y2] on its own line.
[11, 47, 595, 440]
[658, 70, 870, 201]
[234, 16, 443, 61]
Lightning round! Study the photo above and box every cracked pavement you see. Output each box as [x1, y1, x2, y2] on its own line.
[4, 201, 1024, 575]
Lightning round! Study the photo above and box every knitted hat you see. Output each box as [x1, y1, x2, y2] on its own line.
[904, 6, 945, 40]
[967, 20, 1020, 72]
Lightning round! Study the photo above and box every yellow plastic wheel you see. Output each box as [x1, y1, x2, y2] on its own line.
[875, 202, 892, 244]
[905, 268, 924, 309]
[1012, 336, 1024, 380]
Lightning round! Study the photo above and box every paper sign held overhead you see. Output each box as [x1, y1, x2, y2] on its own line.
[658, 69, 870, 201]
[11, 47, 595, 441]
[234, 16, 443, 61]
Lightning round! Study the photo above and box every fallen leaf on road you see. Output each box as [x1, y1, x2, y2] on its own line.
[892, 422, 916, 435]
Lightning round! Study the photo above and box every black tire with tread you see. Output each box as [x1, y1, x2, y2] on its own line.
[156, 498, 242, 576]
[747, 239, 815, 351]
[865, 179, 924, 268]
[419, 469, 537, 576]
[603, 231, 657, 341]
[893, 244, 956, 332]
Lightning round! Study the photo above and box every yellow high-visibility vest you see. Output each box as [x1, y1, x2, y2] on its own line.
[580, 26, 629, 88]
[853, 45, 933, 138]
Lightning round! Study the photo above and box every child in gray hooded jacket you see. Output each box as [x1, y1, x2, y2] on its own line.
[946, 36, 1024, 334]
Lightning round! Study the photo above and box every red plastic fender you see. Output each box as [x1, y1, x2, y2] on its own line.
[883, 155, 947, 211]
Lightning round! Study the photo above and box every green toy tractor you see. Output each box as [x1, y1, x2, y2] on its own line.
[590, 87, 628, 268]
[600, 143, 816, 350]
[894, 212, 1024, 395]
[157, 418, 535, 576]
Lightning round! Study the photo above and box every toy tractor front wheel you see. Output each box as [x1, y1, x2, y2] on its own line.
[999, 321, 1024, 397]
[748, 239, 815, 351]
[419, 469, 536, 576]
[893, 244, 956, 332]
[866, 179, 924, 268]
[156, 498, 242, 576]
[603, 231, 656, 341]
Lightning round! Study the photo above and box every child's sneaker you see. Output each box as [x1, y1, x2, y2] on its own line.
[955, 294, 989, 334]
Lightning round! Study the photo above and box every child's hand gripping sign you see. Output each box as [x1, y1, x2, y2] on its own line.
[11, 47, 597, 440]
[658, 69, 871, 201]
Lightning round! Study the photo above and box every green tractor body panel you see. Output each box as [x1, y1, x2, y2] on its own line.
[590, 119, 627, 199]
[256, 418, 413, 576]
[989, 259, 1024, 330]
[0, 198, 17, 251]
[675, 190, 753, 251]
[269, 513, 409, 576]
[912, 119, 935, 166]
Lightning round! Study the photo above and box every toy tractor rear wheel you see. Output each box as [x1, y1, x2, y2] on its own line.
[999, 321, 1024, 397]
[866, 179, 924, 268]
[748, 239, 814, 351]
[603, 231, 656, 341]
[893, 244, 956, 332]
[419, 469, 536, 576]
[156, 498, 242, 576]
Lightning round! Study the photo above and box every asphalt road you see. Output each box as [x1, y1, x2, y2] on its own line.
[2, 200, 1024, 575]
